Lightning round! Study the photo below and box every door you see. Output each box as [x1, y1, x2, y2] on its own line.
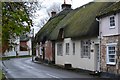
[95, 44, 100, 71]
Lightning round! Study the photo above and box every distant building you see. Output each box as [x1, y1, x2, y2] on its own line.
[5, 34, 32, 56]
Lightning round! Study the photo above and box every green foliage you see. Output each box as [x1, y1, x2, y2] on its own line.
[2, 2, 32, 49]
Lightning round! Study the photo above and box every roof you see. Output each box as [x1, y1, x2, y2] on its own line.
[35, 2, 113, 42]
[20, 35, 30, 41]
[97, 1, 120, 18]
[49, 2, 113, 40]
[35, 8, 72, 42]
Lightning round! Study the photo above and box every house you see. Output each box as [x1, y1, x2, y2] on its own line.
[35, 3, 72, 63]
[35, 1, 113, 72]
[51, 2, 113, 72]
[4, 34, 32, 56]
[97, 2, 120, 77]
[19, 34, 32, 55]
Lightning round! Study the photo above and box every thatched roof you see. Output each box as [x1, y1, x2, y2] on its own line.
[36, 2, 113, 42]
[35, 8, 72, 42]
[97, 1, 120, 18]
[49, 2, 113, 40]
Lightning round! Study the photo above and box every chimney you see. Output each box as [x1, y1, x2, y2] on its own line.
[61, 0, 71, 10]
[51, 11, 56, 17]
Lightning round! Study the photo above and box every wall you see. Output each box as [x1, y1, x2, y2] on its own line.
[45, 41, 53, 61]
[55, 38, 99, 71]
[118, 13, 120, 34]
[101, 35, 120, 75]
[100, 14, 119, 37]
[99, 12, 120, 75]
[20, 41, 27, 51]
[27, 39, 32, 55]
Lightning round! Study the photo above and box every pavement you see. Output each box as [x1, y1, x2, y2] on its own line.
[2, 58, 100, 79]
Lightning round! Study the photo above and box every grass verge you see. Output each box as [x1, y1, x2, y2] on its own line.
[0, 69, 6, 80]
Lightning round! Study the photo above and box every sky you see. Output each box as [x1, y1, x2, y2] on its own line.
[33, 0, 94, 35]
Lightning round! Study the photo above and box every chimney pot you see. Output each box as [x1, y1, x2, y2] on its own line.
[51, 11, 56, 17]
[61, 4, 71, 10]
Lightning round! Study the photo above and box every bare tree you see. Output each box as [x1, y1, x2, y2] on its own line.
[46, 2, 61, 17]
[35, 2, 61, 29]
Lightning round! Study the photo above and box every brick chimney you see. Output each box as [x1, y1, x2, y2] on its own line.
[61, 0, 71, 10]
[61, 4, 71, 10]
[51, 11, 56, 17]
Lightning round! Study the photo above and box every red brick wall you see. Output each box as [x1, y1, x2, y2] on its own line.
[45, 41, 53, 61]
[20, 41, 28, 51]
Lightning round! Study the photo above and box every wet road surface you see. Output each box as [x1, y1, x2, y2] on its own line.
[2, 58, 98, 79]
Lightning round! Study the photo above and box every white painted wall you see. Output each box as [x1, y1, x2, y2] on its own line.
[118, 13, 120, 34]
[100, 14, 119, 37]
[36, 42, 43, 58]
[27, 39, 32, 55]
[55, 38, 99, 71]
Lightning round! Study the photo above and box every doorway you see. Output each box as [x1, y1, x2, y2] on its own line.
[95, 44, 100, 71]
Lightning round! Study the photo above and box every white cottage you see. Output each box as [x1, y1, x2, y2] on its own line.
[55, 38, 100, 71]
[53, 2, 113, 72]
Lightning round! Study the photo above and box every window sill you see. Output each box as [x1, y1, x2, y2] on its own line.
[57, 55, 63, 56]
[107, 62, 116, 65]
[81, 57, 90, 59]
[109, 26, 115, 29]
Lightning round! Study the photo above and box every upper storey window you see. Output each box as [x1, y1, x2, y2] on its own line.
[110, 16, 115, 28]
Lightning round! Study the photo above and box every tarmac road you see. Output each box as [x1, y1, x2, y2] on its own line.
[2, 58, 98, 79]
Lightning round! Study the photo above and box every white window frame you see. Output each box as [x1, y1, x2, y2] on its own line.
[57, 43, 63, 56]
[109, 15, 115, 29]
[106, 43, 117, 65]
[73, 43, 75, 55]
[66, 43, 69, 55]
[81, 40, 91, 58]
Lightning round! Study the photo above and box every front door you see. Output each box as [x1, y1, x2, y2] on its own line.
[95, 44, 100, 71]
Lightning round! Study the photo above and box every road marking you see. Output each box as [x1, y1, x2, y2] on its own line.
[46, 73, 59, 78]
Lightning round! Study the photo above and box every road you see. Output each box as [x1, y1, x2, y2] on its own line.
[2, 58, 98, 79]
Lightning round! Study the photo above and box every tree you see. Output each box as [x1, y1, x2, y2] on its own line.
[46, 2, 61, 17]
[2, 2, 32, 53]
[35, 2, 61, 29]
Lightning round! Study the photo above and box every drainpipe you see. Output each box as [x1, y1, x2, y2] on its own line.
[99, 32, 102, 72]
[96, 18, 101, 72]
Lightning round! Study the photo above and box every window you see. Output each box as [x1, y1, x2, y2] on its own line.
[81, 40, 90, 58]
[110, 16, 115, 28]
[66, 43, 69, 55]
[73, 43, 75, 55]
[57, 43, 63, 56]
[107, 43, 116, 65]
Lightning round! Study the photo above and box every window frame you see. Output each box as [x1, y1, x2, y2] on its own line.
[109, 15, 115, 29]
[66, 43, 69, 55]
[57, 43, 63, 56]
[81, 40, 91, 58]
[73, 42, 75, 55]
[106, 43, 117, 65]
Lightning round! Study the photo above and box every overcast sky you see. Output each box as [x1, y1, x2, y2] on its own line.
[33, 0, 94, 35]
